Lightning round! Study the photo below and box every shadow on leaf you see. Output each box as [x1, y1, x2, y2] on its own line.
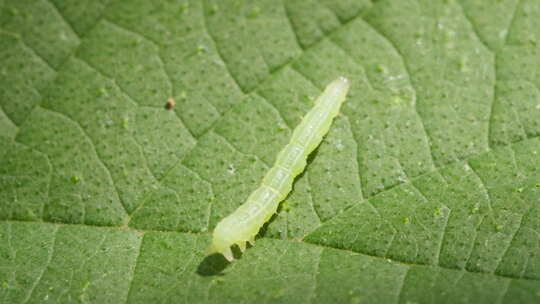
[196, 253, 229, 276]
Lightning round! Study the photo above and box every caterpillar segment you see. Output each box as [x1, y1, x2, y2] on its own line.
[208, 77, 350, 261]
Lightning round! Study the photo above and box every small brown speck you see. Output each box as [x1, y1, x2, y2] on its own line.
[165, 97, 175, 110]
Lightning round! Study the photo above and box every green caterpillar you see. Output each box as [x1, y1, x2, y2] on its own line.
[208, 77, 351, 261]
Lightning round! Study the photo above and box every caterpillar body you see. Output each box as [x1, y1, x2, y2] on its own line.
[209, 77, 351, 261]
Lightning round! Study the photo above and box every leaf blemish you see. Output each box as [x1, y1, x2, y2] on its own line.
[165, 97, 175, 110]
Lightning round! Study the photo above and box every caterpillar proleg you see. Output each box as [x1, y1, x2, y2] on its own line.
[209, 77, 350, 261]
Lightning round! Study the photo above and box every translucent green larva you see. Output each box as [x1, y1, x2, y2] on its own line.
[208, 77, 351, 261]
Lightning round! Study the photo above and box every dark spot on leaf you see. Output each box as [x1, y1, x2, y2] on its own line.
[165, 97, 175, 110]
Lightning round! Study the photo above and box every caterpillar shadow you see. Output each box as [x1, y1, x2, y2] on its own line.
[196, 253, 229, 277]
[196, 245, 245, 276]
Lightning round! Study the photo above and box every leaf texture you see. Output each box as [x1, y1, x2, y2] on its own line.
[1, 0, 539, 303]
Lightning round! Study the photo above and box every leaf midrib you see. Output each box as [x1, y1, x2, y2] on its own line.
[3, 218, 539, 284]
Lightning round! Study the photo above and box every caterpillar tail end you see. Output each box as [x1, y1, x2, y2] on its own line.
[208, 234, 254, 261]
[207, 242, 234, 262]
[221, 246, 234, 262]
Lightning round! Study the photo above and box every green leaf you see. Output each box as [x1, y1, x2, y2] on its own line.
[1, 0, 539, 303]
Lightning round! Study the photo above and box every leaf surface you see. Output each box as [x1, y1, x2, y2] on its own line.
[1, 0, 540, 303]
